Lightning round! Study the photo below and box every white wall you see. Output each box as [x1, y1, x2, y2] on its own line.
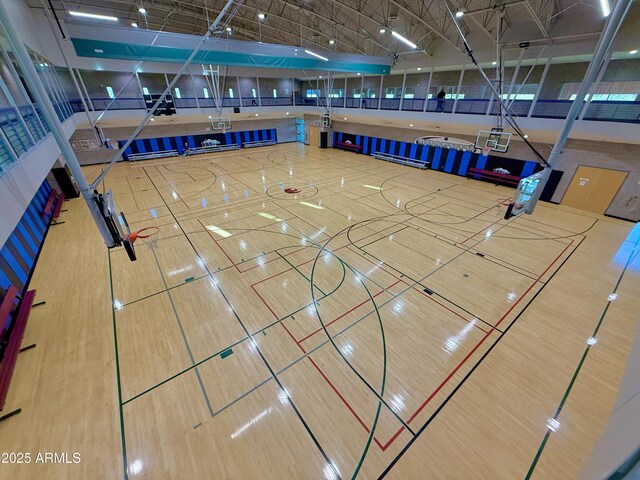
[0, 114, 79, 247]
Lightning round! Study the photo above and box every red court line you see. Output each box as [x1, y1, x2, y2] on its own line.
[298, 280, 401, 344]
[280, 313, 386, 450]
[343, 245, 487, 333]
[374, 237, 575, 450]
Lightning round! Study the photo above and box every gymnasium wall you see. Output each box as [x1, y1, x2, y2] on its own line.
[71, 117, 296, 165]
[332, 120, 639, 221]
[333, 131, 543, 182]
[118, 128, 277, 159]
[0, 179, 54, 297]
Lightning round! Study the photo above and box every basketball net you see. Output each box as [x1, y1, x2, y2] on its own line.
[482, 146, 493, 157]
[219, 122, 226, 135]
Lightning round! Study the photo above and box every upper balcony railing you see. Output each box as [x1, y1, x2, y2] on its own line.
[70, 95, 640, 124]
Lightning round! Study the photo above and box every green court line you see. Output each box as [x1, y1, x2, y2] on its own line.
[108, 251, 129, 480]
[149, 247, 215, 417]
[525, 228, 640, 479]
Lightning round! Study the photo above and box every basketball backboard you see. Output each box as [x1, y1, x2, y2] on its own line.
[94, 189, 137, 261]
[210, 116, 232, 133]
[475, 128, 512, 153]
[504, 170, 545, 219]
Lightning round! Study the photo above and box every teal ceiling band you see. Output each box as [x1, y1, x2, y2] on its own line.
[71, 38, 391, 75]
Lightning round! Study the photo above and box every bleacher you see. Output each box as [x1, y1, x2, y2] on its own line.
[186, 143, 240, 155]
[0, 285, 36, 422]
[243, 139, 277, 148]
[127, 149, 178, 161]
[373, 151, 429, 169]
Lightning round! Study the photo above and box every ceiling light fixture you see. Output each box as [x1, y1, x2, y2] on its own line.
[357, 72, 361, 75]
[391, 31, 417, 49]
[329, 39, 335, 45]
[492, 61, 497, 65]
[226, 27, 232, 32]
[630, 49, 638, 54]
[379, 28, 386, 33]
[304, 49, 329, 61]
[455, 11, 464, 18]
[138, 7, 146, 14]
[599, 0, 610, 17]
[409, 123, 414, 127]
[258, 13, 266, 20]
[131, 22, 138, 27]
[417, 67, 422, 71]
[69, 11, 118, 21]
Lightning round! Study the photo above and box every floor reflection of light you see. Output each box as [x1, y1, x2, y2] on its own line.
[171, 191, 178, 200]
[223, 194, 229, 202]
[206, 225, 232, 238]
[608, 293, 618, 301]
[323, 462, 341, 480]
[485, 230, 493, 238]
[278, 388, 291, 405]
[311, 228, 326, 239]
[230, 408, 273, 439]
[340, 343, 353, 356]
[507, 292, 517, 302]
[392, 300, 404, 315]
[443, 320, 477, 354]
[546, 418, 560, 432]
[281, 223, 288, 233]
[363, 185, 381, 190]
[244, 190, 249, 198]
[201, 198, 207, 207]
[396, 199, 401, 207]
[587, 337, 598, 346]
[239, 240, 247, 251]
[258, 212, 283, 221]
[128, 459, 144, 475]
[150, 208, 157, 218]
[113, 300, 123, 310]
[300, 201, 324, 209]
[341, 178, 344, 186]
[390, 393, 405, 412]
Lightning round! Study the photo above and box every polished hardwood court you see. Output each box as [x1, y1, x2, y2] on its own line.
[1, 143, 638, 479]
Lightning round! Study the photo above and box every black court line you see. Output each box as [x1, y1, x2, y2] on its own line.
[136, 165, 341, 477]
[377, 234, 587, 479]
[525, 231, 640, 479]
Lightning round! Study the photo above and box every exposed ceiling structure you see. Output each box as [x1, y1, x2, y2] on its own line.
[32, 0, 610, 60]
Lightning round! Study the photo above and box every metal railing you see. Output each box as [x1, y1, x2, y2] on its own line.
[64, 94, 640, 124]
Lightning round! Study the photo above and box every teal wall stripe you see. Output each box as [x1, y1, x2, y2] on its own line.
[70, 38, 391, 74]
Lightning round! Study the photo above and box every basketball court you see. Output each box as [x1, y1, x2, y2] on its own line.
[3, 142, 634, 479]
[0, 0, 639, 478]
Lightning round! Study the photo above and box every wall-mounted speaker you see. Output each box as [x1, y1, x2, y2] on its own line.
[233, 107, 241, 113]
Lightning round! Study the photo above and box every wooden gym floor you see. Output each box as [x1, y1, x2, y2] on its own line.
[1, 143, 639, 479]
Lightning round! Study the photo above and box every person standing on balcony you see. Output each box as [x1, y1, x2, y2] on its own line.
[436, 90, 446, 112]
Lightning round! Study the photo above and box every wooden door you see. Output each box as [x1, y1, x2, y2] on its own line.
[561, 166, 627, 214]
[308, 126, 319, 147]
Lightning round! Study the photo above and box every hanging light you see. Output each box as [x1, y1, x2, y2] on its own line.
[391, 31, 417, 49]
[138, 7, 146, 14]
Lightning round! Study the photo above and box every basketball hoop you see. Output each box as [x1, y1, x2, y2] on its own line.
[129, 226, 160, 250]
[482, 146, 493, 157]
[219, 122, 226, 135]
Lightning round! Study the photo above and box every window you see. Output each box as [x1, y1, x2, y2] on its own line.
[444, 93, 465, 100]
[306, 89, 318, 98]
[251, 88, 257, 98]
[403, 88, 414, 99]
[106, 86, 115, 99]
[228, 88, 234, 98]
[203, 88, 209, 98]
[174, 87, 181, 98]
[500, 93, 535, 100]
[329, 90, 343, 98]
[142, 87, 150, 95]
[273, 88, 277, 98]
[561, 81, 640, 101]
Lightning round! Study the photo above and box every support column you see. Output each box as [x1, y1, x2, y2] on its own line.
[526, 0, 633, 213]
[423, 68, 433, 112]
[0, 2, 116, 246]
[453, 65, 465, 113]
[528, 58, 551, 117]
[399, 71, 407, 111]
